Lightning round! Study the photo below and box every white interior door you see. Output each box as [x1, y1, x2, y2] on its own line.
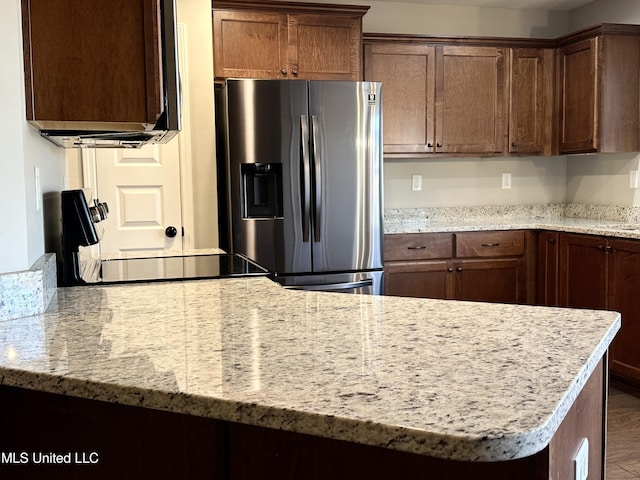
[93, 140, 184, 257]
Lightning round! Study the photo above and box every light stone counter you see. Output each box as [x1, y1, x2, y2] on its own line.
[0, 277, 620, 462]
[384, 203, 640, 238]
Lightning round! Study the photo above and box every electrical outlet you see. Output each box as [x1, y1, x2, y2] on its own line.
[574, 438, 589, 480]
[502, 173, 512, 190]
[630, 170, 638, 189]
[412, 174, 422, 192]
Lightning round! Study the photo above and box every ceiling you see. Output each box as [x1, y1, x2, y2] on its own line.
[379, 0, 594, 10]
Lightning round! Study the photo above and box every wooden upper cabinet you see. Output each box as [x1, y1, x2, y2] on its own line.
[212, 10, 289, 80]
[436, 46, 507, 154]
[363, 37, 508, 156]
[289, 14, 362, 80]
[508, 48, 553, 156]
[363, 43, 435, 154]
[212, 2, 367, 81]
[22, 0, 164, 128]
[557, 38, 598, 154]
[557, 26, 640, 154]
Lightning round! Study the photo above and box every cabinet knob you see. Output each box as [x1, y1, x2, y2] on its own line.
[165, 226, 178, 238]
[511, 142, 518, 148]
[436, 143, 443, 148]
[291, 69, 298, 76]
[456, 267, 462, 272]
[588, 137, 593, 144]
[447, 267, 453, 273]
[427, 142, 433, 148]
[281, 68, 288, 75]
[548, 238, 556, 245]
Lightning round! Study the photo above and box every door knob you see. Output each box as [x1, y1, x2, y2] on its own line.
[165, 226, 178, 238]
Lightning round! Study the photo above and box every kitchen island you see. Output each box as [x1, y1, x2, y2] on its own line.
[0, 277, 620, 478]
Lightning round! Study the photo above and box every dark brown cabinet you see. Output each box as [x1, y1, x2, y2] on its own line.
[557, 233, 640, 387]
[212, 1, 367, 81]
[556, 26, 640, 154]
[384, 230, 531, 304]
[508, 48, 553, 155]
[21, 0, 165, 129]
[363, 42, 435, 155]
[363, 38, 507, 156]
[384, 233, 454, 299]
[536, 231, 559, 306]
[437, 46, 507, 154]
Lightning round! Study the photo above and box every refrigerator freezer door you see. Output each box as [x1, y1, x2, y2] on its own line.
[275, 271, 383, 295]
[223, 79, 311, 274]
[308, 81, 384, 273]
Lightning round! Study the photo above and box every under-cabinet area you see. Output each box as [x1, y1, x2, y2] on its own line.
[385, 227, 640, 390]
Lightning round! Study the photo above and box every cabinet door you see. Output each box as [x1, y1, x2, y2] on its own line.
[454, 258, 523, 304]
[212, 10, 289, 80]
[536, 231, 559, 306]
[435, 46, 507, 154]
[509, 48, 551, 155]
[557, 38, 598, 154]
[22, 0, 164, 126]
[363, 43, 436, 153]
[558, 233, 607, 309]
[608, 238, 640, 384]
[289, 14, 362, 80]
[384, 261, 453, 299]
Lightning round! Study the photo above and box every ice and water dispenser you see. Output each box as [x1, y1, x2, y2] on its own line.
[241, 163, 283, 219]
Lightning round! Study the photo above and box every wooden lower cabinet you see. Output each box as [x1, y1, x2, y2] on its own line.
[607, 238, 640, 385]
[0, 357, 607, 479]
[558, 233, 608, 309]
[384, 231, 530, 304]
[536, 231, 559, 306]
[455, 258, 524, 304]
[384, 260, 453, 299]
[556, 233, 640, 387]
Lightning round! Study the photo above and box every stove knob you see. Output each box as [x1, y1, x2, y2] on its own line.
[165, 226, 178, 238]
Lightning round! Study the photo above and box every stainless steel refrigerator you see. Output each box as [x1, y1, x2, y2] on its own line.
[216, 79, 383, 294]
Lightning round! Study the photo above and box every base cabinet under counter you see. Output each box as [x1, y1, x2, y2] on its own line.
[384, 230, 534, 304]
[0, 356, 607, 479]
[550, 232, 640, 389]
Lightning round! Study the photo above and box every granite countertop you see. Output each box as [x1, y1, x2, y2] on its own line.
[0, 277, 620, 462]
[384, 204, 640, 238]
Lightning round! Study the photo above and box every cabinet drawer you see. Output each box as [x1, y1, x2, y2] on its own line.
[455, 231, 525, 258]
[384, 233, 453, 261]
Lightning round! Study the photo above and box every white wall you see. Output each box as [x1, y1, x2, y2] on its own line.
[360, 0, 569, 37]
[385, 157, 567, 208]
[569, 0, 640, 30]
[0, 0, 65, 274]
[176, 0, 218, 249]
[566, 154, 640, 205]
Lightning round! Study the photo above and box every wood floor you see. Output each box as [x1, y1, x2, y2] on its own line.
[607, 388, 640, 479]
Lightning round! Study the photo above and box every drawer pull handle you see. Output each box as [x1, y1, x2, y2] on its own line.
[481, 243, 500, 247]
[407, 246, 426, 250]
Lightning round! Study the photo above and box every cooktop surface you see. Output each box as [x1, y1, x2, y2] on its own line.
[97, 253, 269, 284]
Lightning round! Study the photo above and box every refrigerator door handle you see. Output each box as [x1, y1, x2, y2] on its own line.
[300, 115, 311, 243]
[310, 115, 322, 242]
